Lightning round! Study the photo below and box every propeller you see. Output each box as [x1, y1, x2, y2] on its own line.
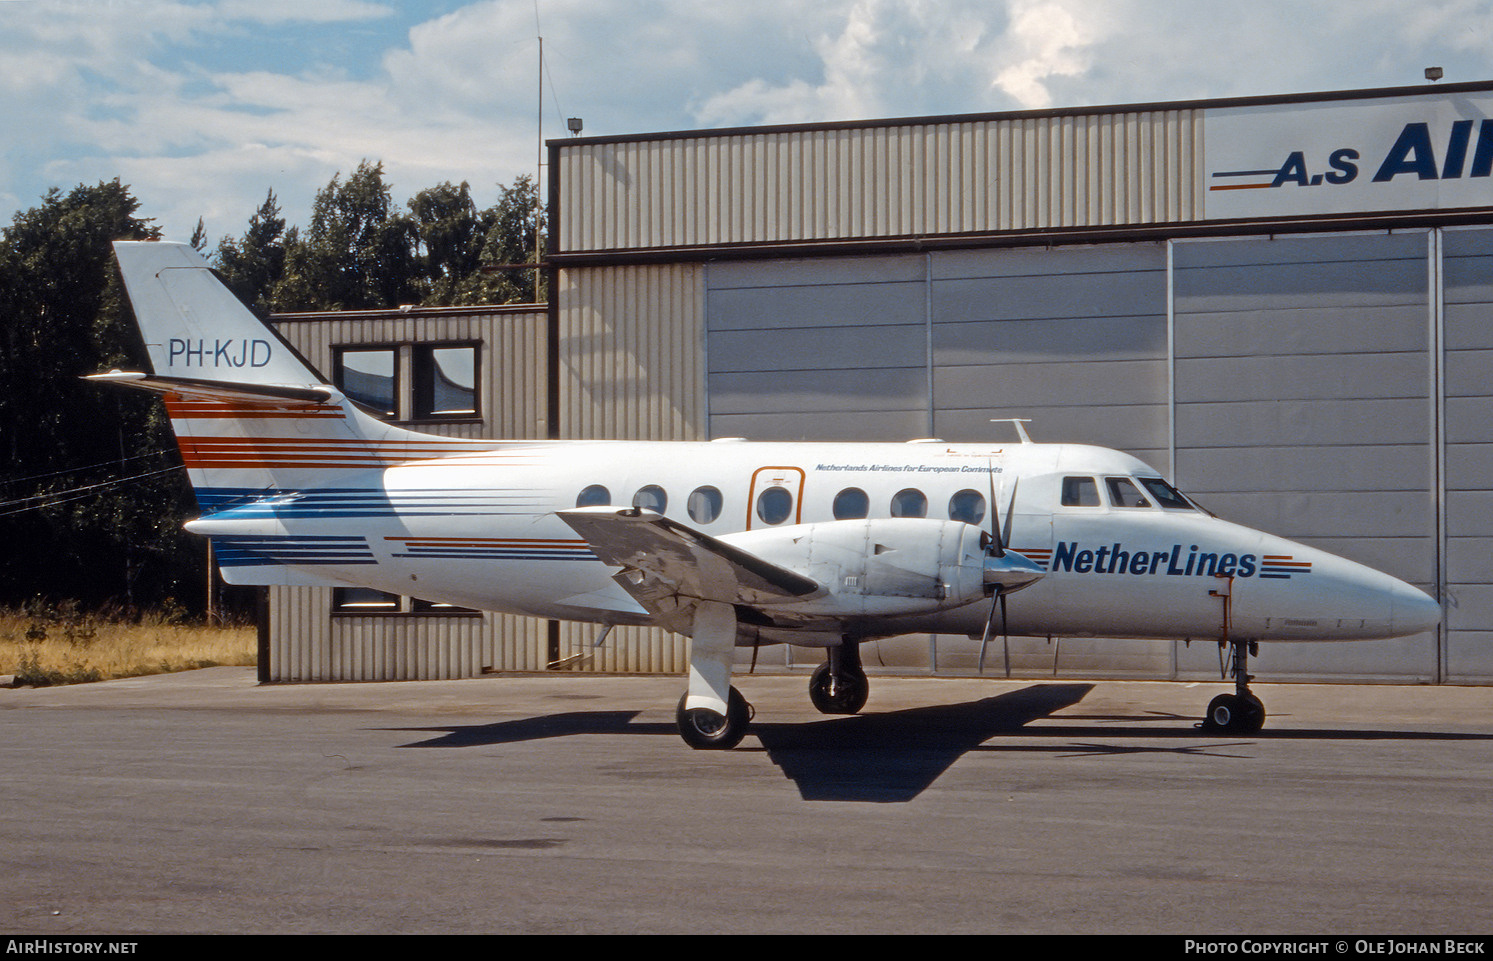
[977, 469, 1043, 675]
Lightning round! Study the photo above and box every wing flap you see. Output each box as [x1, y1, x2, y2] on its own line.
[557, 507, 821, 615]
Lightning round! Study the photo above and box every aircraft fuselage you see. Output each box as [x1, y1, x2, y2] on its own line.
[187, 437, 1441, 647]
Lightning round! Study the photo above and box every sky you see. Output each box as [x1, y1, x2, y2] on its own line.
[4, 0, 1493, 243]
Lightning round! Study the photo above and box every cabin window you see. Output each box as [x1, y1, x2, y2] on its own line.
[334, 347, 398, 419]
[890, 488, 928, 518]
[1138, 477, 1194, 511]
[948, 489, 986, 525]
[688, 486, 723, 524]
[832, 488, 869, 520]
[633, 485, 667, 514]
[576, 485, 610, 507]
[756, 487, 793, 525]
[1105, 476, 1152, 509]
[1061, 476, 1100, 507]
[412, 344, 479, 420]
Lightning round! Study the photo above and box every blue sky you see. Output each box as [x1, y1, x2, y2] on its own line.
[4, 0, 1493, 243]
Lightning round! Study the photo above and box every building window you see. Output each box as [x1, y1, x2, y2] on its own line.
[413, 344, 479, 420]
[332, 588, 479, 616]
[334, 347, 398, 418]
[332, 342, 480, 422]
[331, 587, 401, 613]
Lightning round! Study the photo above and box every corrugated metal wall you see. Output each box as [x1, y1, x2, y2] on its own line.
[557, 110, 1201, 252]
[264, 307, 551, 682]
[551, 264, 704, 672]
[275, 308, 548, 438]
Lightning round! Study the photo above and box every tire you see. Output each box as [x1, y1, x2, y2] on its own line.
[676, 687, 750, 749]
[1204, 693, 1266, 734]
[808, 661, 869, 715]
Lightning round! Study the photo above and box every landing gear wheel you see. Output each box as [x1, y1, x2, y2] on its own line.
[809, 661, 868, 715]
[1204, 692, 1266, 735]
[1200, 638, 1267, 735]
[676, 687, 751, 750]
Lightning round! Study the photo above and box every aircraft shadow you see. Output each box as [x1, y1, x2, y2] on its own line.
[384, 683, 1090, 803]
[379, 686, 1493, 803]
[749, 683, 1095, 801]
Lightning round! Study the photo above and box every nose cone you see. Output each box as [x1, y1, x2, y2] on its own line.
[1391, 579, 1442, 636]
[984, 550, 1046, 594]
[1236, 529, 1443, 641]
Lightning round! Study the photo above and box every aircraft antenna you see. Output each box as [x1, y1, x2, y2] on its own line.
[989, 418, 1033, 443]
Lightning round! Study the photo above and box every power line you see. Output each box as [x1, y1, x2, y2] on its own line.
[1, 448, 177, 488]
[0, 465, 183, 518]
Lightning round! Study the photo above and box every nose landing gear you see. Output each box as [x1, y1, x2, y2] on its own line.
[1201, 638, 1267, 735]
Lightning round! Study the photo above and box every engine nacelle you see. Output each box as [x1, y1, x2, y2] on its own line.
[719, 518, 990, 619]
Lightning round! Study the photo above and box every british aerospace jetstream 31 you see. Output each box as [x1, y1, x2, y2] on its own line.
[93, 241, 1442, 749]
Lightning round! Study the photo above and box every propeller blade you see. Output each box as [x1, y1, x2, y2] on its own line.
[987, 461, 1005, 558]
[978, 587, 1000, 674]
[1001, 592, 1011, 678]
[1002, 477, 1019, 551]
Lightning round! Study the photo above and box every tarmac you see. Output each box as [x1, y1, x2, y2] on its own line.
[1, 667, 1491, 935]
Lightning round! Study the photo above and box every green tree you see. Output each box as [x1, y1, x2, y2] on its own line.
[214, 189, 287, 313]
[466, 174, 546, 306]
[273, 161, 417, 311]
[408, 180, 487, 306]
[0, 181, 202, 608]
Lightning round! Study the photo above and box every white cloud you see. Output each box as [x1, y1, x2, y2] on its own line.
[6, 0, 1493, 241]
[989, 0, 1100, 109]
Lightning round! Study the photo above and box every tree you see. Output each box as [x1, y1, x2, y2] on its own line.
[272, 161, 418, 311]
[214, 190, 287, 313]
[409, 174, 546, 306]
[468, 174, 546, 306]
[408, 180, 487, 306]
[0, 181, 203, 609]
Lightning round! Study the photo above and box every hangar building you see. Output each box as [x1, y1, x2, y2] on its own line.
[265, 80, 1493, 686]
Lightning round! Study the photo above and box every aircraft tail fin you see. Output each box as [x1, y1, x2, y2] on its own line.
[102, 241, 488, 511]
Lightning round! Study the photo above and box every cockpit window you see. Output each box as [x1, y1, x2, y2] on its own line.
[1061, 476, 1100, 507]
[1105, 476, 1152, 509]
[1137, 477, 1194, 511]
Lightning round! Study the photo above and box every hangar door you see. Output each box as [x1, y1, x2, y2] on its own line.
[705, 244, 1175, 676]
[703, 233, 1473, 683]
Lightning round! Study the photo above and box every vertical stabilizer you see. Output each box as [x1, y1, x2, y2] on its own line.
[113, 241, 323, 389]
[105, 241, 489, 511]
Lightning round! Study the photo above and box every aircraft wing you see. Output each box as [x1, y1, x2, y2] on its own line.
[557, 507, 822, 619]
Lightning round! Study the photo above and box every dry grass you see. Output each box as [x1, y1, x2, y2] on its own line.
[0, 603, 256, 686]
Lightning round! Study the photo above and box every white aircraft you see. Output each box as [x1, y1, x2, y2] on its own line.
[93, 241, 1442, 748]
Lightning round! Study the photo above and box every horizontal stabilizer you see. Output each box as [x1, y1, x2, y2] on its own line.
[85, 371, 335, 406]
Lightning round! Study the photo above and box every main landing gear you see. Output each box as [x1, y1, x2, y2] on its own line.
[1201, 638, 1267, 735]
[676, 687, 752, 750]
[809, 638, 869, 715]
